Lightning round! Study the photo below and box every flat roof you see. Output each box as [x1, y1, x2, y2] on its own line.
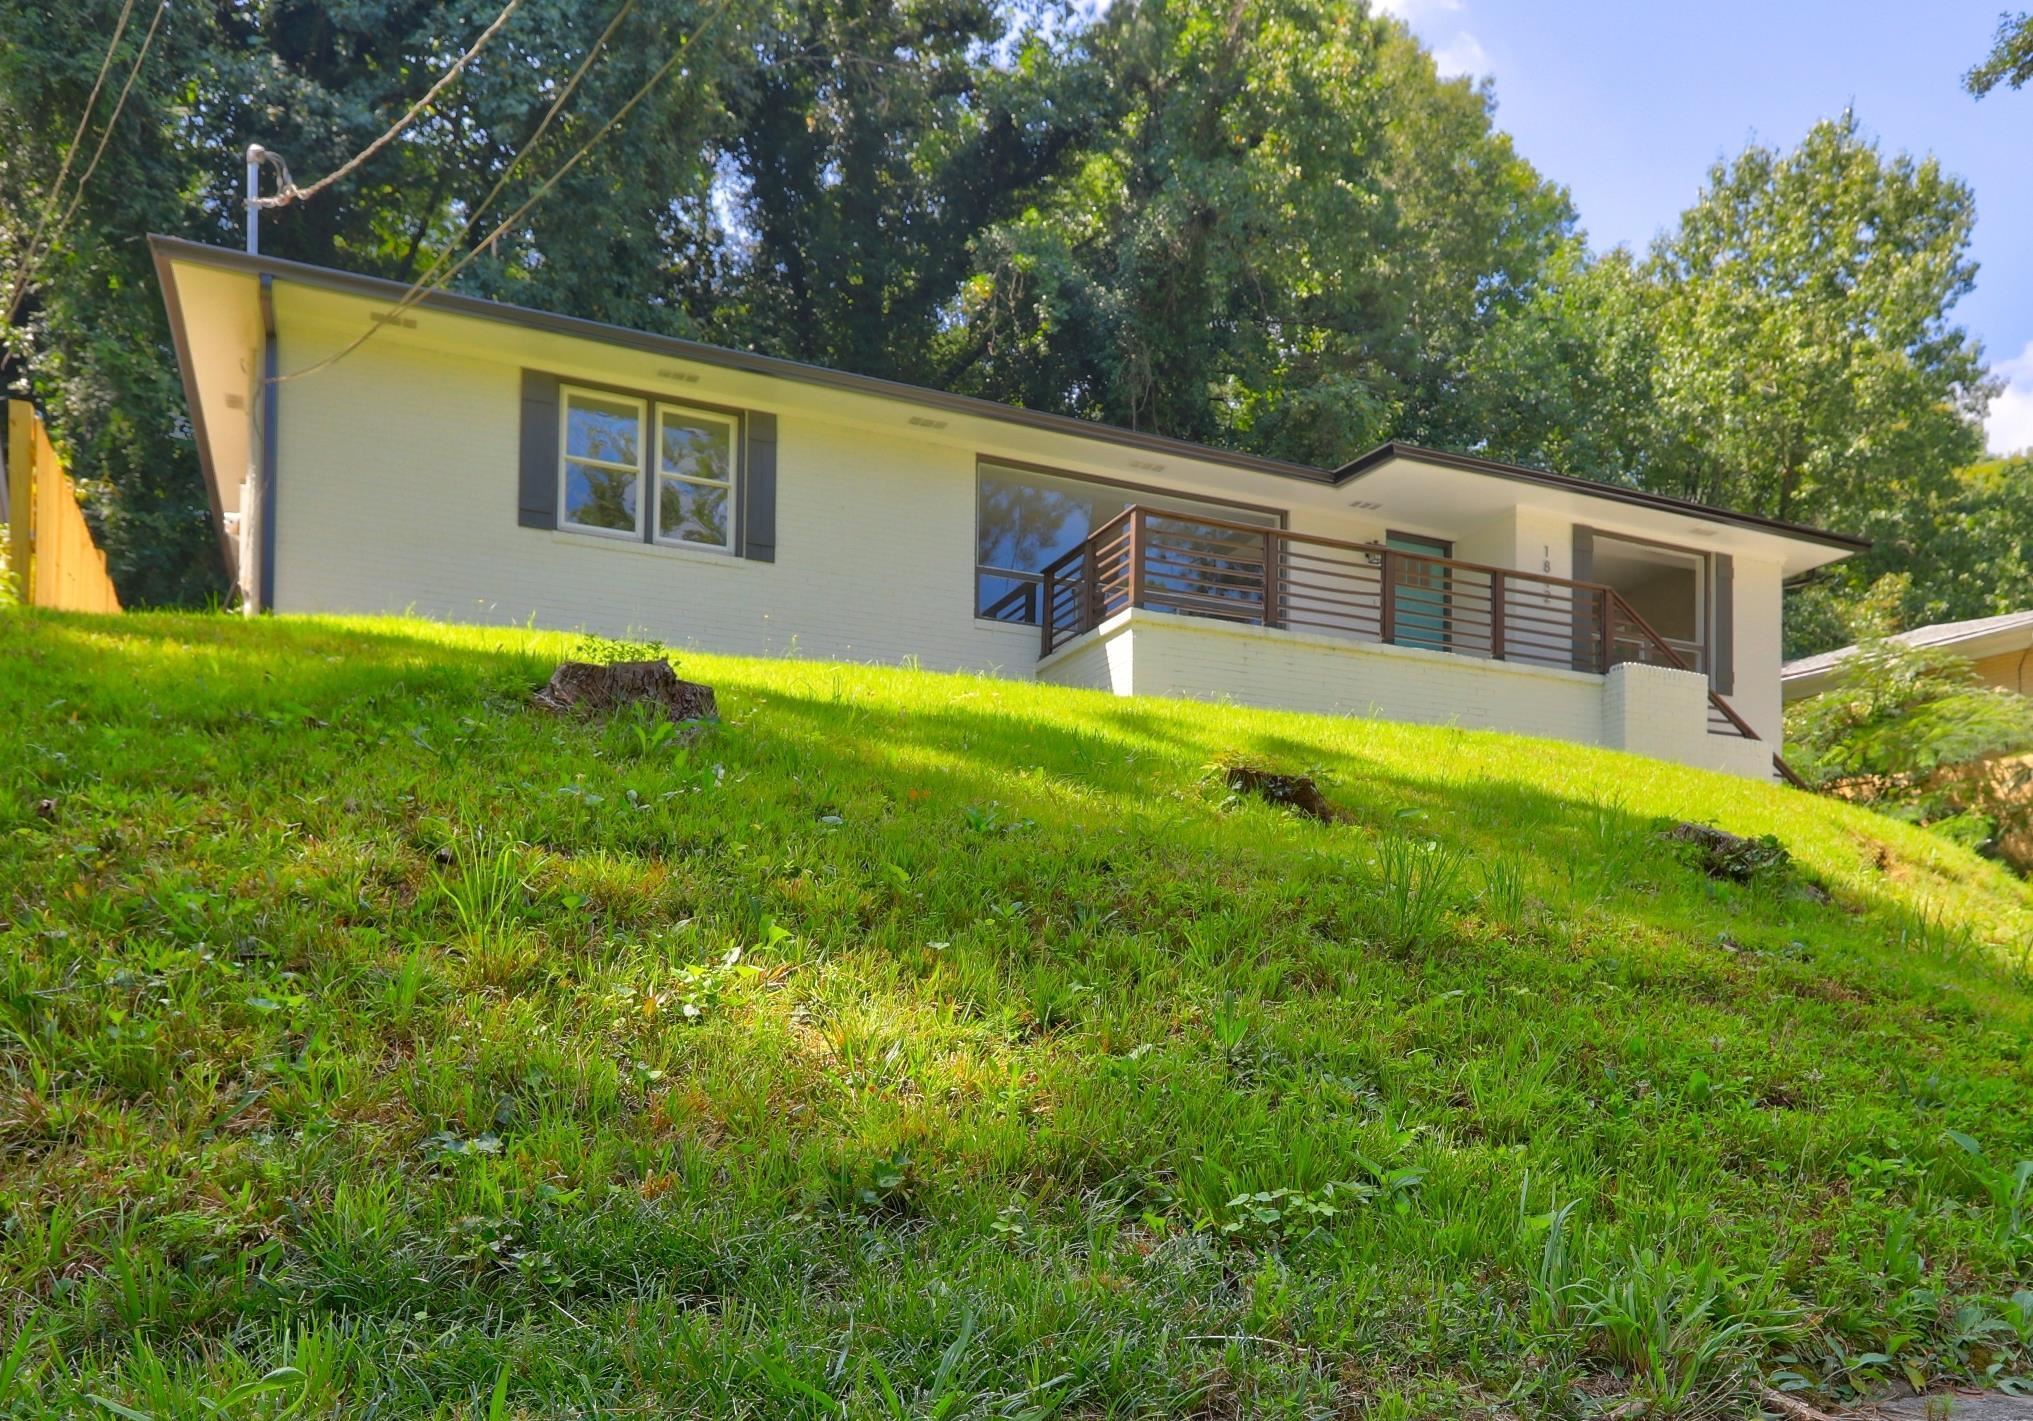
[1337, 443, 1868, 556]
[150, 235, 1867, 561]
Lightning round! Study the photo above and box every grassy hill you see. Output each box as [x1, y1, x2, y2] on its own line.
[3, 612, 2033, 1419]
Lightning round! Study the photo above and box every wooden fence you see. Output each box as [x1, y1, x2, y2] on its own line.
[5, 399, 121, 613]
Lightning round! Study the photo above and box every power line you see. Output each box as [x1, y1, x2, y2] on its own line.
[275, 0, 737, 385]
[252, 0, 525, 211]
[439, 0, 637, 261]
[1, 0, 143, 332]
[48, 0, 171, 247]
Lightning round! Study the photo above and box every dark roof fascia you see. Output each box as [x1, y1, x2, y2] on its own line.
[147, 236, 1337, 487]
[151, 239, 237, 577]
[1333, 441, 1870, 554]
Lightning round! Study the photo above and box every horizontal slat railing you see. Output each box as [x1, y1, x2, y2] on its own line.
[1040, 507, 1792, 771]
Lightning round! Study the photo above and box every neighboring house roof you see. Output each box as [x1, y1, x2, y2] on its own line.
[1782, 611, 2033, 700]
[147, 234, 1867, 578]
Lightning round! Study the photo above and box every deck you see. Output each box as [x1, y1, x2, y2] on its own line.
[1025, 507, 1794, 781]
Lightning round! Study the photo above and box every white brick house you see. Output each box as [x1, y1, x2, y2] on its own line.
[151, 236, 1865, 781]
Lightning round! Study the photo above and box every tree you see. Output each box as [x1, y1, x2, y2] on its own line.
[1641, 115, 1992, 529]
[700, 0, 1091, 385]
[1966, 11, 2033, 96]
[947, 0, 1575, 468]
[1785, 635, 2033, 866]
[0, 0, 755, 602]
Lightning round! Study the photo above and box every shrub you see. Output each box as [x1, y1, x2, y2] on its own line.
[1786, 637, 2033, 866]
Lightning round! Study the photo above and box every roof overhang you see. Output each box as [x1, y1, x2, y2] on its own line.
[1783, 615, 2033, 701]
[151, 236, 1868, 587]
[1332, 444, 1867, 579]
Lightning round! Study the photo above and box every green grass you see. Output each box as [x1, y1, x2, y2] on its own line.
[3, 610, 2033, 1419]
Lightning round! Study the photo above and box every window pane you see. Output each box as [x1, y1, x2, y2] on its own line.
[564, 460, 639, 532]
[660, 412, 733, 484]
[659, 478, 730, 547]
[976, 463, 1276, 580]
[566, 394, 640, 465]
[977, 469, 1103, 572]
[976, 572, 1039, 623]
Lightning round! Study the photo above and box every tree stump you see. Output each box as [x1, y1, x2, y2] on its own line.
[532, 660, 718, 723]
[1225, 765, 1346, 823]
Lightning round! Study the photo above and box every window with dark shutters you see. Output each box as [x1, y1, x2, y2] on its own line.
[518, 369, 776, 563]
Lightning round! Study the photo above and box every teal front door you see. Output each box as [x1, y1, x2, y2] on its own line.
[1387, 533, 1452, 651]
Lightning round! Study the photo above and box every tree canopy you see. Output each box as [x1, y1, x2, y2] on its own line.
[0, 0, 2016, 648]
[1966, 10, 2033, 96]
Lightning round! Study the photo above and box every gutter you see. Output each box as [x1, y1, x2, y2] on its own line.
[257, 273, 277, 614]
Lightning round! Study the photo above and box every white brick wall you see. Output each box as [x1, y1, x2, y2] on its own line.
[262, 294, 1782, 781]
[1042, 611, 1774, 779]
[274, 323, 1045, 674]
[1729, 556, 1785, 746]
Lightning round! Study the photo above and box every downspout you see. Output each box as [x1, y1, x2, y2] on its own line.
[257, 273, 278, 614]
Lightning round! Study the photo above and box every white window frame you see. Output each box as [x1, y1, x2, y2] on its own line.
[651, 402, 741, 554]
[557, 386, 648, 543]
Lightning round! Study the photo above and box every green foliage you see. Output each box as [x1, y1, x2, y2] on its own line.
[1786, 637, 2033, 861]
[2, 0, 2017, 643]
[1788, 638, 2033, 789]
[1645, 114, 1988, 527]
[1967, 11, 2033, 96]
[2, 610, 2033, 1415]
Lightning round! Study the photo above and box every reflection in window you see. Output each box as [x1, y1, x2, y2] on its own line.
[974, 462, 1278, 623]
[561, 391, 645, 537]
[557, 386, 740, 552]
[655, 408, 737, 550]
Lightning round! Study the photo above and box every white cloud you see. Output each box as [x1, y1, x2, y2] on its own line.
[1431, 32, 1490, 78]
[1373, 0, 1463, 18]
[1374, 0, 1487, 80]
[1989, 341, 2033, 457]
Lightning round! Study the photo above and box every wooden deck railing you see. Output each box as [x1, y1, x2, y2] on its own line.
[1038, 507, 1767, 749]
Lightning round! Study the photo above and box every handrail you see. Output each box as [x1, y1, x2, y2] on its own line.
[1599, 588, 1764, 745]
[979, 579, 1038, 623]
[1036, 504, 1788, 768]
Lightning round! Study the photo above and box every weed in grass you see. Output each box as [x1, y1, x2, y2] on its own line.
[1373, 832, 1466, 952]
[1574, 1250, 1799, 1415]
[1476, 854, 1528, 932]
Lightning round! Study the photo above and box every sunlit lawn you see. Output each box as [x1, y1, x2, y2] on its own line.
[2, 610, 2032, 1419]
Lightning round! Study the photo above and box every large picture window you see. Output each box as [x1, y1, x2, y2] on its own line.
[975, 461, 1279, 623]
[558, 385, 740, 552]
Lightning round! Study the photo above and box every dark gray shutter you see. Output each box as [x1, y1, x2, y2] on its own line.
[519, 371, 560, 529]
[1570, 525, 1596, 672]
[1712, 553, 1734, 694]
[742, 411, 777, 562]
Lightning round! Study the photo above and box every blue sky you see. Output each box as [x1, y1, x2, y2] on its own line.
[1377, 0, 2032, 455]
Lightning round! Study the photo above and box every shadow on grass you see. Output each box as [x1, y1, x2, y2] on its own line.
[9, 609, 2026, 1009]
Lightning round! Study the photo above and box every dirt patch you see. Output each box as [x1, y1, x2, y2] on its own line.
[1225, 766, 1346, 824]
[532, 659, 717, 724]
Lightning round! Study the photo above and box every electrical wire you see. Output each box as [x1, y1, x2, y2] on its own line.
[1, 0, 150, 331]
[428, 0, 637, 274]
[251, 0, 525, 211]
[273, 0, 736, 385]
[48, 0, 171, 245]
